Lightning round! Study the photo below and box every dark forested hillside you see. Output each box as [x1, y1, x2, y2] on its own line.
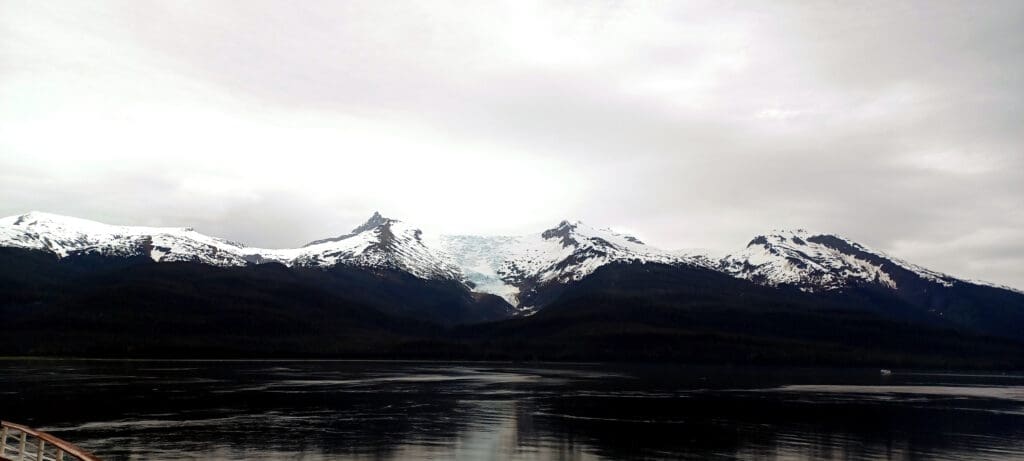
[2, 250, 1022, 368]
[455, 263, 1024, 368]
[0, 248, 508, 356]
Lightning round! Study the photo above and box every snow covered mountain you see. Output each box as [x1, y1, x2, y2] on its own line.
[0, 211, 257, 266]
[716, 228, 1024, 340]
[719, 229, 991, 292]
[284, 212, 463, 280]
[2, 212, 1020, 312]
[0, 211, 462, 281]
[440, 220, 710, 307]
[0, 212, 711, 309]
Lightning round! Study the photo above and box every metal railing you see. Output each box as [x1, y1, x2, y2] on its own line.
[0, 421, 100, 461]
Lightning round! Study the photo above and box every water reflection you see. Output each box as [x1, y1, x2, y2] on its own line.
[0, 361, 1022, 460]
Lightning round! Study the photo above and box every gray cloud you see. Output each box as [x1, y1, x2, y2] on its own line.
[1, 1, 1022, 288]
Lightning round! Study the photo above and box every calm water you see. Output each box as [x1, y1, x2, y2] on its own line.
[1, 361, 1023, 460]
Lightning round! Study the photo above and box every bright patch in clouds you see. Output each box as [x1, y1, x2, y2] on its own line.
[895, 151, 998, 175]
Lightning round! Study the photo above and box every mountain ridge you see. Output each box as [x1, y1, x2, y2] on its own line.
[1, 211, 1019, 309]
[3, 211, 1024, 361]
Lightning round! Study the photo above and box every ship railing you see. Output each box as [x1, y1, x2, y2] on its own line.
[0, 421, 100, 461]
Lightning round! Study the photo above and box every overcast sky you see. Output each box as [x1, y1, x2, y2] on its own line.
[1, 1, 1022, 288]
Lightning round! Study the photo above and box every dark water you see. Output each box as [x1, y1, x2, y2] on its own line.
[1, 361, 1023, 460]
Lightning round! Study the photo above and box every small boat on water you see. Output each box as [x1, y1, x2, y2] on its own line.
[1, 421, 100, 461]
[880, 369, 893, 375]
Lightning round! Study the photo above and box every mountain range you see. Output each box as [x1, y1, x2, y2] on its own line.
[2, 211, 1023, 366]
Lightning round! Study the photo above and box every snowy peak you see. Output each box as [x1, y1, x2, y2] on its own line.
[0, 211, 251, 266]
[539, 220, 648, 252]
[514, 219, 692, 286]
[440, 220, 710, 307]
[538, 219, 649, 247]
[540, 220, 583, 247]
[357, 211, 392, 231]
[0, 211, 461, 281]
[721, 229, 958, 291]
[289, 213, 459, 281]
[347, 211, 401, 238]
[303, 211, 397, 247]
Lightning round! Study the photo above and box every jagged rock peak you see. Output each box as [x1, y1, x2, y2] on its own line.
[747, 229, 834, 248]
[303, 212, 398, 248]
[541, 220, 582, 247]
[351, 211, 396, 234]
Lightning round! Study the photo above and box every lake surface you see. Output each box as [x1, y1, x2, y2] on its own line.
[1, 361, 1023, 460]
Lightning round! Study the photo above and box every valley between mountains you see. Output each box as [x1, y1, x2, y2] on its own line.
[2, 211, 1023, 367]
